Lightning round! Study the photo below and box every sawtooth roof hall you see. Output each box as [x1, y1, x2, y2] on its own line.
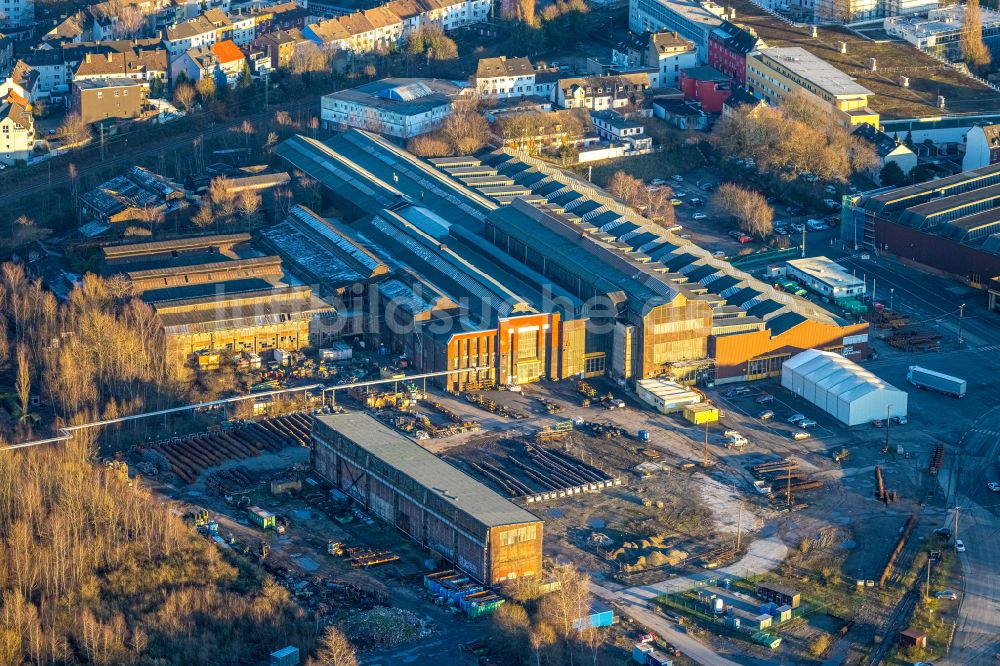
[275, 130, 869, 384]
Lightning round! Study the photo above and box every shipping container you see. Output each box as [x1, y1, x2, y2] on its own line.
[573, 601, 614, 630]
[270, 646, 300, 666]
[320, 342, 353, 361]
[247, 506, 276, 529]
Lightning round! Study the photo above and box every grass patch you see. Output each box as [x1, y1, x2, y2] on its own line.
[579, 148, 707, 188]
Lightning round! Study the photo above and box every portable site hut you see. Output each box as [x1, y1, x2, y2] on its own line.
[635, 379, 703, 414]
[683, 403, 719, 425]
[780, 349, 907, 426]
[248, 506, 276, 529]
[573, 600, 615, 630]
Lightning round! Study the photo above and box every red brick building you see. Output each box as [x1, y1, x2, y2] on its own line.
[679, 66, 731, 113]
[707, 21, 760, 85]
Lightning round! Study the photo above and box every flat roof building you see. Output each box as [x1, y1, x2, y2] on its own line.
[320, 78, 469, 138]
[312, 412, 543, 585]
[885, 5, 1000, 64]
[785, 257, 866, 300]
[747, 47, 878, 127]
[629, 0, 731, 58]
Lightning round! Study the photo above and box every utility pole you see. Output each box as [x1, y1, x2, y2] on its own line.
[801, 226, 806, 258]
[884, 403, 892, 453]
[736, 501, 743, 551]
[99, 123, 105, 161]
[787, 469, 793, 508]
[703, 423, 709, 467]
[925, 556, 931, 602]
[890, 288, 894, 311]
[957, 303, 965, 346]
[954, 507, 959, 542]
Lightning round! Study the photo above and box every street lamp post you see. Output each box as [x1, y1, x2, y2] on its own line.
[884, 403, 892, 454]
[958, 303, 965, 346]
[889, 288, 894, 311]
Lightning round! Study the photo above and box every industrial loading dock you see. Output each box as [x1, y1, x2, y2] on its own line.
[781, 349, 908, 426]
[312, 413, 543, 585]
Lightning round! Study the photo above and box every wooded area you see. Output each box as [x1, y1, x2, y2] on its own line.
[0, 437, 318, 664]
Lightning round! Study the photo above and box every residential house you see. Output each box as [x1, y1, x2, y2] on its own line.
[303, 17, 350, 49]
[253, 29, 298, 69]
[23, 51, 67, 102]
[1, 60, 40, 104]
[646, 31, 697, 88]
[422, 0, 490, 30]
[250, 1, 310, 34]
[45, 13, 89, 43]
[679, 65, 730, 112]
[0, 90, 33, 164]
[962, 124, 1000, 171]
[555, 73, 650, 111]
[852, 122, 917, 183]
[591, 110, 653, 153]
[721, 84, 765, 116]
[172, 40, 246, 85]
[475, 56, 535, 99]
[72, 78, 149, 124]
[746, 47, 879, 127]
[203, 8, 256, 45]
[243, 44, 272, 74]
[74, 49, 169, 89]
[320, 77, 466, 137]
[385, 0, 425, 33]
[708, 20, 761, 85]
[0, 0, 34, 29]
[164, 15, 218, 57]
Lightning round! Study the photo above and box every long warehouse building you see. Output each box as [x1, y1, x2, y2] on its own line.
[312, 413, 543, 585]
[277, 129, 869, 384]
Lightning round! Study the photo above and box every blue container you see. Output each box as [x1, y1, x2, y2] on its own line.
[270, 646, 300, 666]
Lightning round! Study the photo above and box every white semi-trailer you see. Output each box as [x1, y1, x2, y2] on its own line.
[907, 366, 966, 398]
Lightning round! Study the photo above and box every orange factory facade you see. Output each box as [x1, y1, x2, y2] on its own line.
[711, 320, 871, 382]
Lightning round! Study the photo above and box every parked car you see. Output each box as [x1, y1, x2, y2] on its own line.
[755, 393, 774, 404]
[792, 430, 811, 441]
[774, 226, 788, 236]
[666, 224, 683, 232]
[955, 539, 966, 552]
[693, 212, 708, 220]
[872, 419, 884, 428]
[650, 178, 667, 186]
[933, 589, 958, 600]
[725, 387, 752, 398]
[670, 198, 683, 206]
[934, 527, 952, 539]
[737, 234, 753, 243]
[788, 414, 806, 424]
[798, 418, 817, 428]
[787, 205, 803, 215]
[758, 409, 775, 421]
[700, 182, 715, 192]
[728, 230, 743, 239]
[674, 190, 687, 197]
[824, 199, 839, 209]
[679, 233, 691, 239]
[712, 250, 727, 258]
[671, 175, 684, 183]
[988, 481, 1000, 492]
[790, 223, 805, 233]
[892, 415, 908, 425]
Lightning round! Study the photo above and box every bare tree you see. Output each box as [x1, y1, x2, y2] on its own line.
[536, 563, 592, 665]
[962, 0, 992, 71]
[712, 183, 773, 238]
[59, 113, 91, 146]
[195, 76, 215, 102]
[312, 625, 357, 666]
[116, 4, 146, 38]
[236, 189, 262, 227]
[406, 134, 453, 157]
[16, 343, 30, 418]
[440, 107, 490, 154]
[209, 177, 236, 219]
[173, 83, 196, 111]
[191, 204, 213, 228]
[607, 170, 644, 204]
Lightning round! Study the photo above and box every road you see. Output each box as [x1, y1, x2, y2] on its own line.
[940, 404, 1000, 666]
[592, 536, 788, 666]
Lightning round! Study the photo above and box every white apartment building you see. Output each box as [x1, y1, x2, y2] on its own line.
[164, 15, 218, 57]
[0, 0, 34, 29]
[321, 78, 465, 138]
[475, 56, 535, 99]
[0, 92, 34, 164]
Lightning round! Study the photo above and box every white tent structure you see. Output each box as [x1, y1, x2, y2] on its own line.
[780, 349, 908, 426]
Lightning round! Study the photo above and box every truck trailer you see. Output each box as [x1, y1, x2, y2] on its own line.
[907, 366, 966, 398]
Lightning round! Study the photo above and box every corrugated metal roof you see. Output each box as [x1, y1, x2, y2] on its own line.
[315, 413, 541, 528]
